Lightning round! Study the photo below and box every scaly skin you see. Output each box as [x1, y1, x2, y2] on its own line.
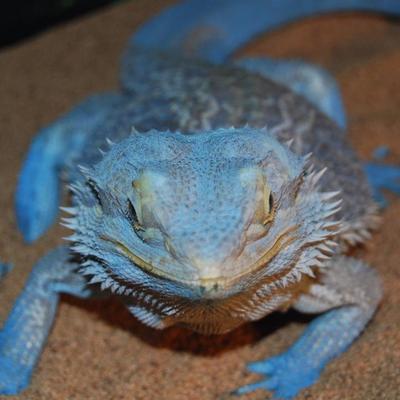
[3, 1, 400, 398]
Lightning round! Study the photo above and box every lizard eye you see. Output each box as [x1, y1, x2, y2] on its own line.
[85, 178, 103, 206]
[268, 192, 274, 212]
[126, 199, 143, 232]
[263, 190, 275, 226]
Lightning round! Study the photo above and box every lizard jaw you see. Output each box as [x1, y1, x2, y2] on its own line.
[112, 225, 297, 299]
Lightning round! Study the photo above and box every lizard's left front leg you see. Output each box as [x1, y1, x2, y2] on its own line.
[0, 246, 94, 395]
[236, 256, 382, 399]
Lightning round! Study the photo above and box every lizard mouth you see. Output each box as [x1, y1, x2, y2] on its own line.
[104, 226, 297, 294]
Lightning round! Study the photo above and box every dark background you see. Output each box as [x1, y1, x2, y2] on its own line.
[0, 0, 119, 47]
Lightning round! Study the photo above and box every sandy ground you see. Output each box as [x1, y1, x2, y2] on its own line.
[0, 1, 399, 399]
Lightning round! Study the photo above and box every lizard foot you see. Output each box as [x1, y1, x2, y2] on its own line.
[0, 356, 31, 395]
[364, 162, 400, 208]
[234, 352, 320, 400]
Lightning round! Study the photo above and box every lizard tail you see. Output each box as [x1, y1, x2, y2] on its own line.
[133, 0, 400, 63]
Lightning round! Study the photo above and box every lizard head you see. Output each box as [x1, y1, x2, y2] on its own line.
[66, 127, 341, 333]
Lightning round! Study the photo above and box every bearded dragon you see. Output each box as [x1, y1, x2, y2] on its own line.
[1, 1, 400, 399]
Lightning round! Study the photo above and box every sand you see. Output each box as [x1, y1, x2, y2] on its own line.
[0, 1, 399, 399]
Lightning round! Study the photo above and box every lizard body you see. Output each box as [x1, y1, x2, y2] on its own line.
[1, 1, 400, 398]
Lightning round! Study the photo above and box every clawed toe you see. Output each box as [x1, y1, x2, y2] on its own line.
[234, 353, 320, 400]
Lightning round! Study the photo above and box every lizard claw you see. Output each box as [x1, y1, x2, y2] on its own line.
[234, 377, 278, 395]
[234, 353, 320, 399]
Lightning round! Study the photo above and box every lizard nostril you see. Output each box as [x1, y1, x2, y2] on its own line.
[198, 282, 220, 296]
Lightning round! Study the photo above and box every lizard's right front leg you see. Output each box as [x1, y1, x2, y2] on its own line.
[236, 256, 382, 399]
[0, 246, 93, 395]
[15, 93, 122, 243]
